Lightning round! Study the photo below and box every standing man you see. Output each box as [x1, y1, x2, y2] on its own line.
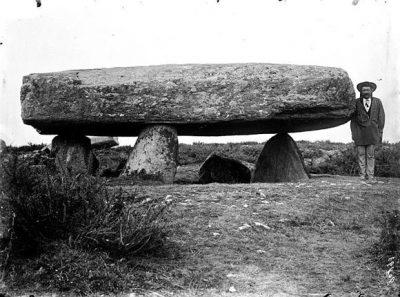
[350, 81, 385, 182]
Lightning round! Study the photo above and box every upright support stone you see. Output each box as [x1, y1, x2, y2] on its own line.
[51, 135, 98, 175]
[0, 139, 6, 154]
[252, 133, 309, 183]
[123, 125, 178, 184]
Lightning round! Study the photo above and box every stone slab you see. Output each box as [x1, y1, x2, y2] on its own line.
[21, 63, 355, 136]
[90, 136, 119, 149]
[122, 125, 178, 184]
[252, 133, 309, 183]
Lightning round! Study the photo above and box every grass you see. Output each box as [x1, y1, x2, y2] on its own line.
[0, 152, 174, 295]
[2, 172, 400, 295]
[1, 143, 400, 296]
[89, 175, 399, 296]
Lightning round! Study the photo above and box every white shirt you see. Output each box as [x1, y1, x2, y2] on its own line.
[363, 98, 371, 112]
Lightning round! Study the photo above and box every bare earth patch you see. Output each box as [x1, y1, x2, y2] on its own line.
[8, 174, 399, 297]
[105, 175, 399, 297]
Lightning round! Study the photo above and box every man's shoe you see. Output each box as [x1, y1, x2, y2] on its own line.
[368, 178, 378, 184]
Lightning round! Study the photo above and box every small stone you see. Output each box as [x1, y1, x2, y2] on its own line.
[228, 286, 237, 293]
[326, 219, 335, 227]
[254, 222, 271, 230]
[212, 232, 220, 237]
[238, 224, 251, 231]
[258, 190, 267, 198]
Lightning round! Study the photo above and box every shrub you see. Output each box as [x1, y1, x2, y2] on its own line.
[0, 151, 173, 293]
[375, 210, 400, 263]
[375, 142, 400, 177]
[370, 209, 400, 295]
[6, 143, 46, 154]
[77, 190, 172, 257]
[0, 154, 106, 254]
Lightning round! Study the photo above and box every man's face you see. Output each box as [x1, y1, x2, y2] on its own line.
[361, 86, 372, 99]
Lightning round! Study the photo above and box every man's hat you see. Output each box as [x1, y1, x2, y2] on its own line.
[357, 81, 377, 92]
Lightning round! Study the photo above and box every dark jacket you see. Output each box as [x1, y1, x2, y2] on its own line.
[350, 97, 385, 146]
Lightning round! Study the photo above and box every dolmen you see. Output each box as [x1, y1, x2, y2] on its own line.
[20, 63, 355, 183]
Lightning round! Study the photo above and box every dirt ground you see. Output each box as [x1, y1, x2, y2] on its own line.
[8, 172, 400, 297]
[104, 173, 399, 297]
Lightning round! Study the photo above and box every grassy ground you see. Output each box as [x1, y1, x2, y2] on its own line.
[4, 174, 399, 297]
[103, 175, 400, 297]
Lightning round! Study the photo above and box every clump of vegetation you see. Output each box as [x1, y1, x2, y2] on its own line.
[0, 152, 173, 294]
[7, 243, 128, 294]
[5, 143, 46, 154]
[373, 210, 400, 271]
[375, 142, 400, 177]
[177, 141, 400, 178]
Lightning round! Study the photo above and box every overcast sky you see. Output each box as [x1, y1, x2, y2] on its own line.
[0, 0, 399, 146]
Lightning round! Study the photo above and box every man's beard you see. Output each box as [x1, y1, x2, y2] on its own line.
[362, 94, 371, 99]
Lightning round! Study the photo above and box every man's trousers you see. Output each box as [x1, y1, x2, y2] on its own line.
[356, 145, 375, 179]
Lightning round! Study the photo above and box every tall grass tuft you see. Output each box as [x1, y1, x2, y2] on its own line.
[0, 151, 173, 294]
[373, 209, 400, 280]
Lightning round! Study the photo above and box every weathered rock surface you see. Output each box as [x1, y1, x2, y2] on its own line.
[96, 149, 127, 178]
[199, 153, 252, 184]
[252, 133, 309, 183]
[0, 139, 6, 154]
[90, 136, 119, 149]
[21, 63, 355, 136]
[51, 135, 98, 175]
[122, 125, 178, 184]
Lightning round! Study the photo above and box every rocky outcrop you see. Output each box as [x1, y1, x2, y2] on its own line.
[252, 133, 309, 183]
[199, 153, 252, 184]
[122, 125, 178, 184]
[21, 63, 355, 136]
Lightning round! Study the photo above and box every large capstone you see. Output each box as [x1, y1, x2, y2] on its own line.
[252, 133, 309, 183]
[122, 125, 178, 184]
[51, 135, 98, 175]
[21, 63, 355, 136]
[199, 153, 252, 184]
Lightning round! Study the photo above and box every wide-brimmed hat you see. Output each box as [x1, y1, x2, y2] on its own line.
[357, 81, 377, 92]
